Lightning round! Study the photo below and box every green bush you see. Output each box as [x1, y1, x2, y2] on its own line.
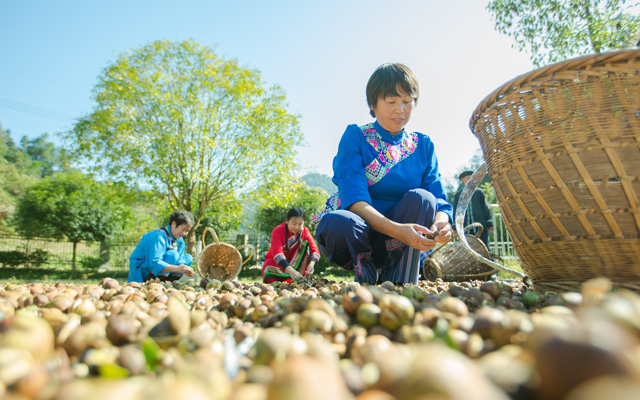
[80, 256, 104, 270]
[0, 250, 27, 267]
[0, 249, 49, 267]
[28, 249, 49, 267]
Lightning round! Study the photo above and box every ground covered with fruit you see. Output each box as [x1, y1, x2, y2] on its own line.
[1, 276, 639, 400]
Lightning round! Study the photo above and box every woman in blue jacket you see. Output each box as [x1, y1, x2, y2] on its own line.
[315, 63, 453, 285]
[128, 210, 196, 283]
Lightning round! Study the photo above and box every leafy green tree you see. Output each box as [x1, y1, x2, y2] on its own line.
[64, 39, 303, 253]
[0, 125, 38, 230]
[13, 171, 126, 271]
[192, 194, 243, 241]
[255, 184, 328, 239]
[301, 172, 337, 195]
[20, 133, 63, 177]
[0, 125, 30, 169]
[487, 0, 640, 67]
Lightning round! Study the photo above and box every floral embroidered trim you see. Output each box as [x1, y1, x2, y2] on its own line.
[360, 123, 418, 186]
[312, 124, 417, 224]
[354, 251, 372, 276]
[385, 238, 405, 253]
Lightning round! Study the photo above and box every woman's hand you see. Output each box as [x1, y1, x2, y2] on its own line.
[306, 261, 316, 275]
[163, 264, 196, 276]
[394, 214, 453, 252]
[348, 201, 453, 252]
[395, 224, 440, 252]
[178, 265, 195, 277]
[286, 266, 302, 279]
[430, 220, 453, 244]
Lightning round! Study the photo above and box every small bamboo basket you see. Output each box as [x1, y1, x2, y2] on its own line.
[469, 49, 640, 292]
[422, 223, 498, 282]
[197, 228, 254, 281]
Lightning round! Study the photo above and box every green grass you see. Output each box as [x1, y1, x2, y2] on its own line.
[495, 258, 525, 279]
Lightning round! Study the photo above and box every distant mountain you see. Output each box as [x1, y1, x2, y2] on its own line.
[302, 172, 336, 194]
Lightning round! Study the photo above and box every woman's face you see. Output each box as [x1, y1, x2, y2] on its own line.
[371, 88, 415, 136]
[286, 216, 304, 234]
[170, 222, 192, 239]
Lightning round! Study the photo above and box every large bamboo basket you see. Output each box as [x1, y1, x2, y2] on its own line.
[197, 228, 254, 281]
[469, 49, 640, 292]
[422, 223, 498, 282]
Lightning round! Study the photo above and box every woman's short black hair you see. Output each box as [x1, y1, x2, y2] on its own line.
[366, 63, 419, 118]
[169, 210, 195, 227]
[286, 207, 305, 220]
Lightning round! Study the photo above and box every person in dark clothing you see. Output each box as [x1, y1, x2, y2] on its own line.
[451, 170, 494, 248]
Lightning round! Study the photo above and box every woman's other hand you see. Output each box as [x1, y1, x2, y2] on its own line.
[395, 221, 452, 252]
[396, 223, 439, 252]
[178, 265, 196, 277]
[306, 261, 315, 275]
[431, 221, 452, 244]
[286, 266, 302, 279]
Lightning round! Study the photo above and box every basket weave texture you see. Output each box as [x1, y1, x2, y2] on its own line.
[197, 228, 253, 281]
[469, 49, 640, 291]
[422, 223, 497, 282]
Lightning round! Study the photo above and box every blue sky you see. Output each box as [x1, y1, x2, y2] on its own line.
[0, 0, 533, 184]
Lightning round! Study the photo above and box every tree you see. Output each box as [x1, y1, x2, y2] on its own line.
[64, 39, 303, 252]
[13, 171, 126, 271]
[487, 0, 640, 67]
[301, 172, 337, 195]
[255, 184, 328, 239]
[20, 133, 63, 177]
[0, 125, 38, 230]
[192, 194, 243, 241]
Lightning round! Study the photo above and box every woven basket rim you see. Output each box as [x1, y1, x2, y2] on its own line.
[422, 231, 497, 281]
[196, 242, 243, 280]
[469, 48, 640, 130]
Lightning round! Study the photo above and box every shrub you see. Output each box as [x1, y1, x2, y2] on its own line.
[0, 248, 49, 267]
[0, 250, 27, 267]
[28, 249, 49, 267]
[80, 256, 104, 270]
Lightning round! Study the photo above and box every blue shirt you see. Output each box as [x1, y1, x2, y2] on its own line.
[332, 121, 453, 222]
[128, 225, 193, 283]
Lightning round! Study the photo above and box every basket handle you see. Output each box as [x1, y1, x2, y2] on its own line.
[236, 244, 254, 265]
[201, 227, 220, 250]
[465, 222, 484, 238]
[455, 163, 525, 279]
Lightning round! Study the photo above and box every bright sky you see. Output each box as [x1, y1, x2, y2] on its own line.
[0, 0, 533, 185]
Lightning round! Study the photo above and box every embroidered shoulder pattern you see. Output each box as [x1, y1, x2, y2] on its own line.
[360, 123, 418, 185]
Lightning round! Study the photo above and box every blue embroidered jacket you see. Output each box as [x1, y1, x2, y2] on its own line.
[332, 121, 453, 221]
[128, 225, 193, 283]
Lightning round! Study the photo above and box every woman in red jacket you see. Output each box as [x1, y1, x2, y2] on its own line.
[262, 207, 321, 283]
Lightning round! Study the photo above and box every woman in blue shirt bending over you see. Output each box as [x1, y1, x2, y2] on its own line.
[128, 210, 197, 283]
[314, 63, 453, 285]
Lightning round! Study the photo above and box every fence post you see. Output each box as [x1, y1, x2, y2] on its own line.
[488, 204, 517, 259]
[236, 234, 249, 261]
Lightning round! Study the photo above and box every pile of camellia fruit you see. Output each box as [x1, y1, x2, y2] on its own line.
[1, 275, 640, 400]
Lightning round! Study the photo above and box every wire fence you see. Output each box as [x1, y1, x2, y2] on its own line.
[488, 204, 518, 259]
[0, 232, 271, 272]
[0, 205, 518, 272]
